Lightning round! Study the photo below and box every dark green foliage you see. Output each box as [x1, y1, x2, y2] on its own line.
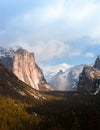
[25, 92, 100, 130]
[0, 92, 100, 130]
[0, 96, 41, 130]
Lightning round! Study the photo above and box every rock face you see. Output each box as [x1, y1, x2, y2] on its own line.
[0, 61, 45, 100]
[78, 66, 100, 93]
[0, 47, 52, 91]
[78, 59, 100, 94]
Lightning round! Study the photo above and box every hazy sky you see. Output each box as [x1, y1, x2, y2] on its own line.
[0, 0, 100, 66]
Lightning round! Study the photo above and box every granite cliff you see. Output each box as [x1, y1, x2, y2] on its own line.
[0, 47, 52, 91]
[78, 55, 100, 94]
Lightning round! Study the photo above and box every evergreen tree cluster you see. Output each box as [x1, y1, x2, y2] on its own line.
[0, 92, 100, 130]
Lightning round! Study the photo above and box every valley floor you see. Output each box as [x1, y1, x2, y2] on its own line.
[0, 91, 100, 130]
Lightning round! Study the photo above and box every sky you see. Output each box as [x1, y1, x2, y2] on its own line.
[0, 0, 100, 66]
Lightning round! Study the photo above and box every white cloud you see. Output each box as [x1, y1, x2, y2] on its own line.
[64, 1, 95, 23]
[1, 0, 100, 43]
[0, 0, 100, 67]
[84, 52, 95, 57]
[69, 51, 81, 57]
[40, 63, 71, 74]
[18, 40, 69, 62]
[9, 1, 64, 27]
[42, 3, 64, 23]
[33, 40, 69, 62]
[94, 39, 100, 44]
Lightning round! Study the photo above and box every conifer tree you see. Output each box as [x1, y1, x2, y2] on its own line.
[71, 116, 80, 130]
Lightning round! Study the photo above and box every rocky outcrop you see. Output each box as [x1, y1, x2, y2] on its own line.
[0, 47, 52, 91]
[78, 64, 100, 94]
[13, 48, 52, 90]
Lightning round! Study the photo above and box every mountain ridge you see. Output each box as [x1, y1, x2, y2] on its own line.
[41, 63, 71, 82]
[50, 64, 85, 90]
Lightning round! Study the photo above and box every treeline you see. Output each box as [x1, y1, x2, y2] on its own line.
[0, 93, 100, 130]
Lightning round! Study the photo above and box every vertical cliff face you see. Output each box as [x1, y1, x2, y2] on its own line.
[0, 47, 52, 91]
[78, 65, 100, 94]
[13, 48, 52, 90]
